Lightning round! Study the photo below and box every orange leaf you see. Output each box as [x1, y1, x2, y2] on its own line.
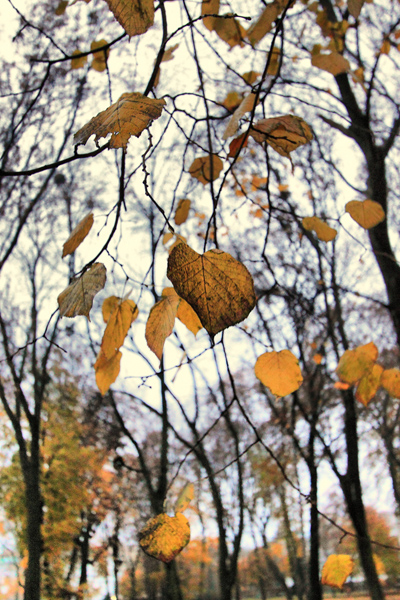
[58, 263, 106, 320]
[174, 199, 191, 225]
[228, 132, 249, 158]
[188, 155, 223, 185]
[145, 289, 180, 360]
[334, 381, 350, 390]
[345, 199, 385, 229]
[381, 368, 400, 398]
[321, 554, 354, 589]
[94, 350, 122, 395]
[139, 513, 190, 563]
[105, 0, 154, 37]
[302, 216, 337, 242]
[336, 342, 378, 384]
[62, 212, 94, 257]
[313, 353, 323, 364]
[250, 115, 313, 158]
[167, 244, 256, 338]
[100, 297, 139, 359]
[355, 363, 383, 406]
[255, 350, 303, 397]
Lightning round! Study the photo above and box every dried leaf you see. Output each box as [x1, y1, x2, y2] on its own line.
[222, 91, 242, 111]
[188, 155, 223, 185]
[321, 555, 354, 589]
[246, 0, 287, 46]
[255, 349, 303, 396]
[267, 46, 281, 75]
[336, 342, 378, 384]
[105, 0, 154, 37]
[94, 350, 122, 395]
[139, 513, 190, 563]
[355, 363, 383, 406]
[174, 199, 191, 225]
[347, 0, 365, 18]
[381, 368, 400, 398]
[223, 93, 257, 140]
[101, 297, 139, 359]
[74, 93, 166, 150]
[145, 289, 180, 360]
[177, 297, 203, 336]
[62, 212, 94, 257]
[250, 115, 313, 158]
[213, 14, 246, 48]
[242, 71, 260, 84]
[175, 483, 195, 514]
[167, 244, 256, 338]
[58, 263, 106, 320]
[161, 43, 179, 62]
[71, 49, 88, 70]
[55, 0, 69, 15]
[311, 51, 350, 75]
[202, 0, 220, 31]
[345, 199, 385, 229]
[91, 39, 109, 72]
[228, 132, 249, 157]
[302, 216, 337, 242]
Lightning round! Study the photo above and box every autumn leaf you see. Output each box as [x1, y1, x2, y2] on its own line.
[188, 155, 223, 185]
[381, 368, 400, 398]
[255, 350, 303, 397]
[62, 213, 94, 257]
[91, 40, 109, 72]
[336, 342, 378, 384]
[355, 363, 383, 406]
[71, 49, 87, 70]
[311, 51, 350, 75]
[334, 381, 350, 390]
[176, 296, 203, 336]
[105, 0, 154, 37]
[213, 14, 246, 48]
[167, 244, 256, 338]
[267, 46, 281, 76]
[250, 115, 313, 159]
[201, 0, 220, 31]
[58, 263, 106, 320]
[246, 0, 287, 46]
[302, 216, 337, 242]
[55, 0, 69, 15]
[345, 199, 385, 229]
[94, 350, 122, 395]
[223, 93, 257, 140]
[313, 353, 323, 364]
[228, 132, 249, 158]
[145, 289, 180, 360]
[242, 71, 260, 84]
[348, 0, 365, 18]
[74, 93, 166, 151]
[138, 513, 190, 563]
[321, 554, 354, 589]
[222, 91, 242, 111]
[175, 482, 195, 514]
[101, 296, 139, 359]
[174, 199, 191, 225]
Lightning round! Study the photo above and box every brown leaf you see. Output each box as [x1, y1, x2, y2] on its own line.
[255, 350, 303, 396]
[167, 244, 256, 338]
[55, 0, 69, 15]
[345, 199, 385, 229]
[94, 350, 122, 395]
[101, 297, 139, 359]
[188, 155, 223, 185]
[90, 39, 109, 72]
[302, 216, 337, 242]
[347, 0, 365, 18]
[201, 0, 220, 31]
[213, 14, 246, 48]
[139, 513, 190, 563]
[58, 263, 106, 320]
[145, 289, 180, 360]
[105, 0, 154, 37]
[176, 297, 203, 336]
[228, 132, 249, 157]
[246, 0, 287, 46]
[174, 199, 191, 225]
[62, 212, 94, 257]
[74, 93, 166, 150]
[250, 115, 313, 158]
[311, 51, 350, 75]
[71, 49, 88, 70]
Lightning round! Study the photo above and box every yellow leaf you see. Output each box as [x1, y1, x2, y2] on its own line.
[381, 368, 400, 398]
[311, 51, 350, 75]
[373, 554, 386, 575]
[71, 49, 88, 70]
[222, 92, 242, 111]
[201, 0, 220, 31]
[347, 0, 365, 18]
[177, 297, 203, 336]
[94, 350, 122, 395]
[175, 483, 195, 514]
[62, 212, 94, 257]
[74, 93, 166, 151]
[321, 554, 354, 589]
[105, 0, 154, 37]
[188, 155, 223, 185]
[355, 363, 383, 406]
[250, 115, 313, 158]
[55, 0, 69, 15]
[242, 71, 260, 84]
[302, 216, 337, 242]
[174, 199, 191, 225]
[246, 0, 287, 46]
[167, 245, 256, 338]
[255, 350, 303, 397]
[138, 513, 190, 563]
[213, 14, 246, 48]
[58, 263, 106, 320]
[336, 342, 378, 384]
[90, 39, 109, 72]
[380, 39, 391, 54]
[223, 93, 257, 140]
[101, 297, 139, 359]
[345, 199, 385, 229]
[145, 289, 180, 360]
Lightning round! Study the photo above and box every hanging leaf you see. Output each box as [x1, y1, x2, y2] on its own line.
[228, 132, 249, 157]
[177, 297, 203, 336]
[94, 350, 122, 395]
[58, 263, 106, 320]
[105, 0, 154, 37]
[174, 482, 195, 514]
[213, 14, 246, 48]
[90, 39, 110, 72]
[348, 0, 365, 18]
[145, 289, 180, 360]
[242, 71, 260, 84]
[345, 199, 385, 229]
[250, 115, 313, 158]
[381, 368, 400, 398]
[321, 554, 354, 589]
[55, 0, 69, 15]
[74, 93, 166, 151]
[201, 0, 220, 31]
[62, 212, 94, 257]
[188, 155, 223, 185]
[255, 350, 303, 397]
[246, 0, 287, 46]
[138, 513, 190, 563]
[71, 49, 87, 70]
[302, 216, 337, 242]
[336, 342, 378, 384]
[267, 46, 281, 75]
[311, 51, 350, 75]
[100, 297, 139, 359]
[222, 91, 243, 111]
[355, 363, 383, 406]
[223, 93, 257, 140]
[174, 199, 191, 225]
[167, 244, 256, 338]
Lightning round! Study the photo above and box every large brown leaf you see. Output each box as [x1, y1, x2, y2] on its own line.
[58, 263, 106, 320]
[250, 114, 313, 158]
[167, 244, 256, 338]
[105, 0, 154, 37]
